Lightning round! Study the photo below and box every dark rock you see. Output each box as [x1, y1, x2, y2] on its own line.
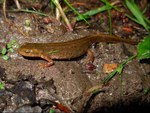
[0, 67, 6, 80]
[14, 105, 42, 113]
[11, 81, 36, 103]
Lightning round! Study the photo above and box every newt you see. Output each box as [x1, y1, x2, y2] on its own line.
[18, 34, 138, 67]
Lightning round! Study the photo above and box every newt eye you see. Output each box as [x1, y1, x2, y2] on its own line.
[25, 49, 32, 53]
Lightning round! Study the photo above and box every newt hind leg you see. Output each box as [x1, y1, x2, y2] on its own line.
[86, 49, 94, 63]
[84, 49, 96, 71]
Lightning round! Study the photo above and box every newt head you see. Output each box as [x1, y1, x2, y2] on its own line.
[18, 43, 41, 57]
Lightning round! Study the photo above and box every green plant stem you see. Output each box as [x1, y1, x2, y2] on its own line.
[102, 55, 137, 84]
[101, 0, 113, 34]
[64, 0, 89, 24]
[52, 0, 73, 31]
[11, 9, 49, 16]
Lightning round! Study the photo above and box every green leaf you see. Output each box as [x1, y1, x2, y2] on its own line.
[25, 19, 31, 27]
[7, 43, 12, 49]
[102, 70, 117, 84]
[2, 55, 9, 60]
[9, 48, 14, 53]
[49, 108, 55, 113]
[116, 64, 124, 74]
[137, 36, 150, 60]
[10, 39, 16, 45]
[0, 82, 5, 90]
[2, 48, 7, 55]
[143, 88, 150, 95]
[125, 0, 149, 31]
[76, 5, 112, 21]
[1, 40, 17, 60]
[7, 40, 16, 49]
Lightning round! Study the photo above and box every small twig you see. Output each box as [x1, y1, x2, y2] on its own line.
[52, 0, 73, 31]
[10, 9, 49, 17]
[71, 84, 104, 113]
[52, 93, 74, 113]
[3, 0, 30, 38]
[3, 0, 7, 21]
[12, 21, 31, 39]
[56, 6, 61, 21]
[14, 0, 21, 9]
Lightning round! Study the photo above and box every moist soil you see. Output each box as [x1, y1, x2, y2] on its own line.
[0, 0, 150, 113]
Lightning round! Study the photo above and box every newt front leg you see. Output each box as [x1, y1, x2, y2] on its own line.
[38, 53, 54, 67]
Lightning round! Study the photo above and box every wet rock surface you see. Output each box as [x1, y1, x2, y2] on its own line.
[0, 1, 150, 113]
